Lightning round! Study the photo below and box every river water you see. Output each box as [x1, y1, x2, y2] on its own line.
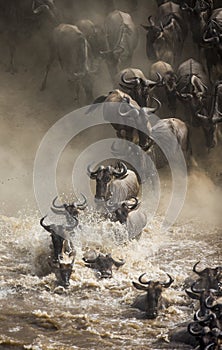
[0, 168, 222, 350]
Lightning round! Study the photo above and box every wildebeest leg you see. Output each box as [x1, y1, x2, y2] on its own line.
[107, 60, 118, 83]
[83, 74, 94, 103]
[40, 46, 56, 91]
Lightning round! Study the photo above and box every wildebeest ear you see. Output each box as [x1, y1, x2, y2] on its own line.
[132, 282, 148, 291]
[185, 289, 200, 300]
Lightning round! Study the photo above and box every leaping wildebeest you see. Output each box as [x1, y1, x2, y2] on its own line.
[40, 215, 77, 287]
[101, 10, 139, 80]
[50, 193, 87, 225]
[142, 1, 187, 65]
[132, 272, 174, 319]
[108, 197, 147, 240]
[87, 161, 140, 205]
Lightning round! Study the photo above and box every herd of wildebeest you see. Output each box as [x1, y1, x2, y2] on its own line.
[3, 0, 222, 348]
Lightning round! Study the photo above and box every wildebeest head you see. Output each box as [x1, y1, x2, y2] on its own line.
[178, 74, 208, 106]
[195, 81, 222, 148]
[56, 239, 76, 288]
[32, 0, 59, 24]
[141, 16, 163, 60]
[185, 282, 218, 317]
[118, 97, 161, 150]
[132, 273, 174, 319]
[192, 261, 222, 289]
[40, 215, 78, 262]
[87, 161, 128, 201]
[83, 251, 125, 278]
[51, 194, 87, 224]
[119, 71, 162, 107]
[202, 11, 222, 47]
[110, 197, 139, 223]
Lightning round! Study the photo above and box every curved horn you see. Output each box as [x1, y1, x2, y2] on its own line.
[148, 16, 155, 26]
[118, 100, 140, 118]
[196, 113, 209, 123]
[146, 72, 163, 87]
[180, 2, 193, 11]
[179, 92, 193, 99]
[52, 196, 64, 209]
[50, 207, 66, 215]
[113, 161, 127, 178]
[194, 309, 210, 322]
[191, 282, 205, 294]
[87, 163, 99, 179]
[205, 295, 214, 309]
[188, 322, 202, 336]
[126, 197, 139, 210]
[146, 96, 161, 113]
[161, 273, 174, 288]
[205, 344, 216, 350]
[32, 2, 50, 14]
[185, 289, 200, 300]
[40, 215, 51, 231]
[193, 261, 202, 275]
[74, 193, 87, 209]
[138, 273, 151, 285]
[121, 72, 140, 86]
[203, 29, 219, 43]
[213, 115, 222, 124]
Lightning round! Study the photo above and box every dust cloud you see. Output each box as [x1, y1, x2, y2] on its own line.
[0, 0, 221, 230]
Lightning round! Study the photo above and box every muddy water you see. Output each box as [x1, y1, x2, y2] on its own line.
[0, 193, 221, 350]
[0, 0, 222, 349]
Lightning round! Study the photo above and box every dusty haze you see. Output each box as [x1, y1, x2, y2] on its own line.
[0, 0, 221, 228]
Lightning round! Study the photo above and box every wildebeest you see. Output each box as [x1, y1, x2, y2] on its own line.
[50, 193, 87, 225]
[75, 19, 105, 65]
[82, 250, 125, 278]
[101, 10, 139, 80]
[192, 261, 222, 289]
[108, 197, 147, 240]
[0, 0, 35, 73]
[201, 7, 222, 81]
[87, 161, 140, 204]
[181, 0, 213, 56]
[32, 1, 97, 102]
[142, 1, 187, 65]
[176, 58, 209, 119]
[196, 80, 222, 148]
[40, 215, 77, 287]
[113, 68, 162, 107]
[150, 60, 177, 115]
[118, 99, 193, 167]
[132, 273, 174, 319]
